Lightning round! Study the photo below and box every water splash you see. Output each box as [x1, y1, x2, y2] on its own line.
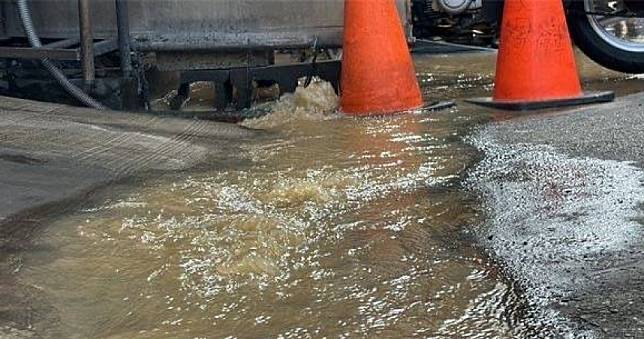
[241, 79, 340, 129]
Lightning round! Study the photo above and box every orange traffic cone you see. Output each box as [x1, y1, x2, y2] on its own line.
[340, 0, 424, 116]
[467, 0, 614, 110]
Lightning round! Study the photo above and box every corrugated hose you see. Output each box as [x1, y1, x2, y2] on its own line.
[16, 0, 107, 110]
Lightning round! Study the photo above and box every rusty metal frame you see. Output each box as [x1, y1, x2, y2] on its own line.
[172, 60, 342, 110]
[78, 0, 95, 83]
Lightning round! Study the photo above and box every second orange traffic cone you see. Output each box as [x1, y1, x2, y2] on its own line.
[467, 0, 614, 110]
[340, 0, 424, 116]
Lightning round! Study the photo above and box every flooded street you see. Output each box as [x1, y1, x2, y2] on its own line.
[21, 114, 513, 338]
[2, 52, 642, 338]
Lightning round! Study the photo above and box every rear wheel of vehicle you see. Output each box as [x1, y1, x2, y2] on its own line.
[566, 0, 644, 73]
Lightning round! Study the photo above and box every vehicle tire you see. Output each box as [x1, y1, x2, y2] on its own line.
[566, 1, 644, 73]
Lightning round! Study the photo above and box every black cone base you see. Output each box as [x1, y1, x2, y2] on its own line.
[465, 91, 615, 111]
[422, 100, 456, 112]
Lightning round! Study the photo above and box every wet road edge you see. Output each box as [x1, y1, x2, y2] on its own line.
[464, 93, 644, 338]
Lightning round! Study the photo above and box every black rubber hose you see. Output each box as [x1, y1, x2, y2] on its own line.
[17, 0, 107, 109]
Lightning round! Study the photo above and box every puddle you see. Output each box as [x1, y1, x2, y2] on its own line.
[2, 52, 642, 338]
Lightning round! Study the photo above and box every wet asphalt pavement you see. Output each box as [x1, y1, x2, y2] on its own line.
[466, 93, 644, 338]
[485, 93, 644, 166]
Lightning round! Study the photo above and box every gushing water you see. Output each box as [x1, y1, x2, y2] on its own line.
[242, 80, 340, 129]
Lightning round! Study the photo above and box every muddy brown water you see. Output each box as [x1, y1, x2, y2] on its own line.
[2, 52, 642, 338]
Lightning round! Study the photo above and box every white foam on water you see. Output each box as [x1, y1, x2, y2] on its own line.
[241, 79, 340, 129]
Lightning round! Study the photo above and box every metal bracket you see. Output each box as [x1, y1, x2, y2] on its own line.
[0, 38, 118, 60]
